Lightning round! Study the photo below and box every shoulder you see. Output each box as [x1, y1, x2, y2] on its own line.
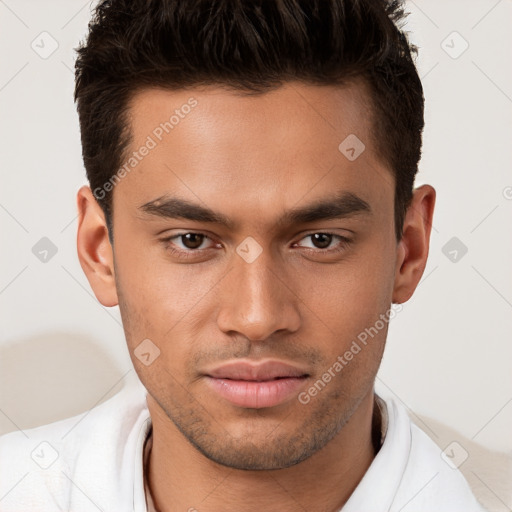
[383, 396, 488, 512]
[0, 374, 150, 511]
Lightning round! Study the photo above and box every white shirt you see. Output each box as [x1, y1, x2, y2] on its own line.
[0, 374, 487, 512]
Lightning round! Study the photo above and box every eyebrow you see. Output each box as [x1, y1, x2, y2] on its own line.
[138, 191, 371, 229]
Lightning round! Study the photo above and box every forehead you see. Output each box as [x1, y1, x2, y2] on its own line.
[114, 81, 393, 229]
[127, 80, 376, 153]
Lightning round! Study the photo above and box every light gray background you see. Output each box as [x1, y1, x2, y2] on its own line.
[1, 1, 511, 509]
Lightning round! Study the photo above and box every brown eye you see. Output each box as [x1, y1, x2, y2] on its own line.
[180, 233, 205, 249]
[160, 232, 217, 260]
[294, 233, 352, 255]
[310, 233, 332, 249]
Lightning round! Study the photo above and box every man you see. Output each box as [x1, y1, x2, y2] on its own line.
[0, 0, 487, 511]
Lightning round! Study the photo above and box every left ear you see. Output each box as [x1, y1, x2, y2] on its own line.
[392, 184, 436, 304]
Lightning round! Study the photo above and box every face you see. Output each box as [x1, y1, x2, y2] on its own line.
[87, 81, 409, 470]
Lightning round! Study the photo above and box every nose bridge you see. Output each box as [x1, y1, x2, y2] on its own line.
[216, 242, 300, 340]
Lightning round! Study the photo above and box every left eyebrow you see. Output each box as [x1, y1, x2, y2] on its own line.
[276, 191, 372, 228]
[137, 191, 371, 229]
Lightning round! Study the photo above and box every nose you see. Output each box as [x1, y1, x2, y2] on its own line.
[216, 244, 302, 342]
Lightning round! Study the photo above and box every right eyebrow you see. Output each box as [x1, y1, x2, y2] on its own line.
[138, 196, 235, 229]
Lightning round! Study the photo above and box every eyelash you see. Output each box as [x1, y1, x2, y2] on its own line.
[160, 232, 352, 259]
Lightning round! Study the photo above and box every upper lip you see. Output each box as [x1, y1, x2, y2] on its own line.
[205, 360, 309, 381]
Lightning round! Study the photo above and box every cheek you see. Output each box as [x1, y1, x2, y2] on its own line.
[304, 252, 394, 325]
[113, 246, 226, 376]
[296, 239, 395, 361]
[115, 236, 218, 325]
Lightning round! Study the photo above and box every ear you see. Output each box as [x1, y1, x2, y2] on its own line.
[76, 185, 119, 307]
[392, 184, 436, 304]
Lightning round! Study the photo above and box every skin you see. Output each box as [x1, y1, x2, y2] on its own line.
[76, 81, 435, 512]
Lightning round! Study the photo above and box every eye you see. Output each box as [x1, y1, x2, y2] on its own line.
[294, 233, 352, 253]
[160, 232, 218, 258]
[171, 233, 211, 250]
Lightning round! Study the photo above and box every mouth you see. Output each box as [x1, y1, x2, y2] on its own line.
[203, 360, 310, 409]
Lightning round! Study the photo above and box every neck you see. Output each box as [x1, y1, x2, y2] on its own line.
[146, 389, 378, 512]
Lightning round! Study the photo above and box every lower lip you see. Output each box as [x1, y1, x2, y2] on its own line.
[205, 376, 308, 408]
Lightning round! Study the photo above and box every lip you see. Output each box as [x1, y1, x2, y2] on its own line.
[204, 360, 309, 409]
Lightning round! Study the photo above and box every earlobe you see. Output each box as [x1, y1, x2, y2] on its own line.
[392, 184, 436, 304]
[76, 185, 119, 307]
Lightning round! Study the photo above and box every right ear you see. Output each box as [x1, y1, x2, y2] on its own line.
[76, 185, 119, 307]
